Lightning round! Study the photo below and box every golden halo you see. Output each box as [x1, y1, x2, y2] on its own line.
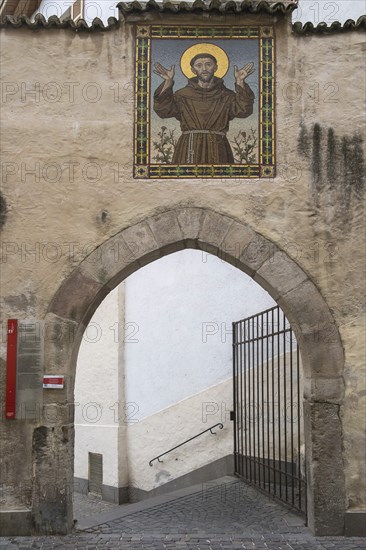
[180, 43, 229, 79]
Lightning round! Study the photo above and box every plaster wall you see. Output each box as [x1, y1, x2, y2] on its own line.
[128, 376, 234, 492]
[75, 426, 119, 485]
[125, 249, 275, 418]
[0, 9, 365, 535]
[74, 286, 120, 487]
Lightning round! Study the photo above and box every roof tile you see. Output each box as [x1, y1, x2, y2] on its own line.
[0, 1, 364, 34]
[292, 15, 366, 34]
[117, 0, 298, 15]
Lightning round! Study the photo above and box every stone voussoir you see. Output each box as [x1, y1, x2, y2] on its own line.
[299, 330, 344, 379]
[48, 268, 108, 324]
[278, 279, 335, 336]
[122, 220, 161, 266]
[254, 250, 309, 300]
[147, 210, 184, 250]
[197, 210, 234, 251]
[239, 232, 280, 274]
[220, 220, 256, 273]
[79, 232, 139, 286]
[175, 207, 206, 242]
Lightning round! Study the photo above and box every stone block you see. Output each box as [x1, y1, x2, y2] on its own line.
[239, 233, 279, 273]
[122, 221, 160, 265]
[0, 423, 33, 506]
[41, 403, 75, 427]
[49, 268, 108, 324]
[32, 425, 74, 534]
[299, 331, 344, 379]
[147, 210, 184, 252]
[345, 510, 366, 536]
[0, 509, 32, 536]
[303, 377, 344, 403]
[197, 210, 234, 255]
[254, 251, 309, 300]
[220, 220, 256, 273]
[278, 280, 335, 336]
[43, 314, 77, 364]
[80, 232, 138, 287]
[176, 207, 205, 242]
[304, 401, 345, 535]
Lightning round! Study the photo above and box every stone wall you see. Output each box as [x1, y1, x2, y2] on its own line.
[0, 8, 364, 536]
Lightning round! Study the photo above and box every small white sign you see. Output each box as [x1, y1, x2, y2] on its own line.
[43, 375, 64, 389]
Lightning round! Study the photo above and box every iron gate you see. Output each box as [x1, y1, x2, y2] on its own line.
[232, 306, 307, 517]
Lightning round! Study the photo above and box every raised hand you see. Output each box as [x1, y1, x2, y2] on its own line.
[234, 62, 255, 86]
[153, 63, 175, 82]
[154, 63, 175, 94]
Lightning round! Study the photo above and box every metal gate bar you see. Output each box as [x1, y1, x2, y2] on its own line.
[232, 305, 307, 516]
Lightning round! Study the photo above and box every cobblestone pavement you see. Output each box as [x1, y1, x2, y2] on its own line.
[1, 478, 365, 549]
[73, 492, 121, 522]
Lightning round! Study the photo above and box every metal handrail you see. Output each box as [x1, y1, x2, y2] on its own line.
[149, 423, 224, 466]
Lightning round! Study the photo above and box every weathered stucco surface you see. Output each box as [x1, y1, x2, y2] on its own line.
[0, 9, 365, 536]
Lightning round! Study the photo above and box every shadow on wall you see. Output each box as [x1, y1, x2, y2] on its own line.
[0, 192, 7, 230]
[298, 123, 365, 226]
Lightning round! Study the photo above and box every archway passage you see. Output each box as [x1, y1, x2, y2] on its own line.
[40, 207, 345, 536]
[73, 249, 278, 508]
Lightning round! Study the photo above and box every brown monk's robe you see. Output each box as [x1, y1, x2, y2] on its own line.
[153, 76, 255, 164]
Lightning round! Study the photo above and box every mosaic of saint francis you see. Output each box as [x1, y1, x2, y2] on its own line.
[152, 42, 258, 165]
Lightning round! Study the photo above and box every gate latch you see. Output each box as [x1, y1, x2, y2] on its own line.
[230, 411, 235, 421]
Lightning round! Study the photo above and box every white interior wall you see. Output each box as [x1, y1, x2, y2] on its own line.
[124, 249, 275, 419]
[128, 377, 234, 492]
[75, 250, 276, 492]
[74, 286, 120, 486]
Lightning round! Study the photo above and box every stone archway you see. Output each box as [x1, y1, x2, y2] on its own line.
[38, 207, 345, 536]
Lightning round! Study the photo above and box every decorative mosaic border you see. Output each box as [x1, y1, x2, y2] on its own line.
[134, 25, 275, 179]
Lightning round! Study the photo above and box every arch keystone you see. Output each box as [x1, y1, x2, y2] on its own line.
[176, 207, 205, 242]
